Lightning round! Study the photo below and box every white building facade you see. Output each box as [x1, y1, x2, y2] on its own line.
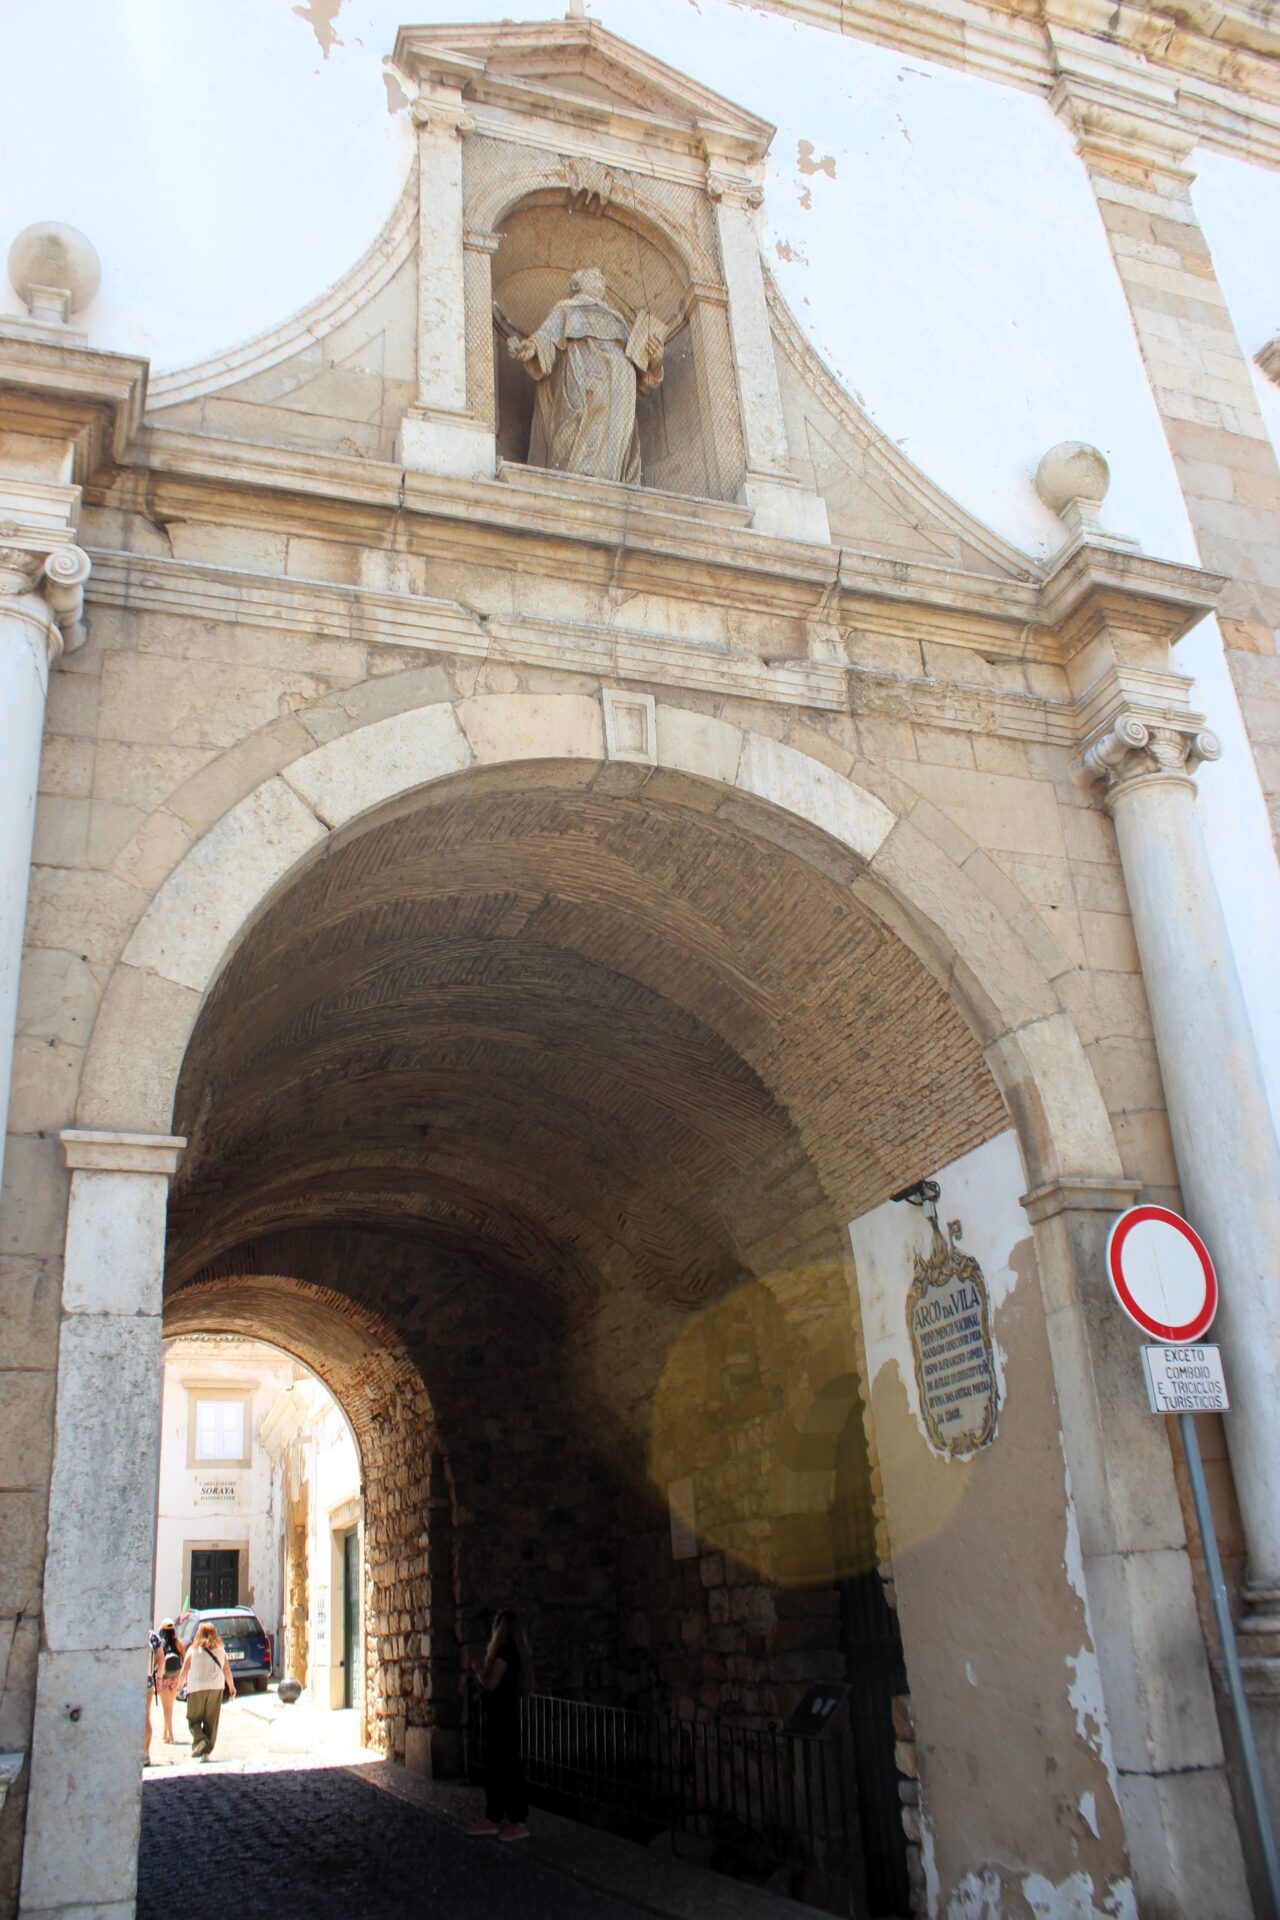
[259, 1371, 364, 1710]
[152, 1336, 293, 1643]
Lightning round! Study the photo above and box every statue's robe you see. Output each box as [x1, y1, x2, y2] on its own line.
[522, 292, 661, 485]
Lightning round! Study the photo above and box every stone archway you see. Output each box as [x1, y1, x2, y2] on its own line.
[164, 1267, 456, 1766]
[76, 693, 1121, 1199]
[39, 694, 1155, 1918]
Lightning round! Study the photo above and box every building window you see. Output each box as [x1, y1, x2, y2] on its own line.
[194, 1397, 246, 1462]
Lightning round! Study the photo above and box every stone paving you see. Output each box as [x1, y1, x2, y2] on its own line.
[137, 1691, 805, 1920]
[138, 1759, 655, 1920]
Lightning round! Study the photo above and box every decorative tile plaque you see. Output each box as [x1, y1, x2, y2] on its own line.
[907, 1218, 998, 1458]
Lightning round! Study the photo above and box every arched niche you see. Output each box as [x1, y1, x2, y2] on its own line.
[489, 190, 743, 502]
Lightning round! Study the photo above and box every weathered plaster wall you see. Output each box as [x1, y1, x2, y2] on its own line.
[849, 1130, 1135, 1920]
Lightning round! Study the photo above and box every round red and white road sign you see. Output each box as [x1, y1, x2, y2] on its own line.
[1107, 1205, 1218, 1344]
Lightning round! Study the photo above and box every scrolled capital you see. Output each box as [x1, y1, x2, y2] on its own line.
[411, 95, 476, 138]
[42, 545, 92, 652]
[1072, 708, 1222, 807]
[706, 167, 764, 210]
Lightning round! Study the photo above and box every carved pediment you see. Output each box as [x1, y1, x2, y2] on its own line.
[392, 19, 774, 164]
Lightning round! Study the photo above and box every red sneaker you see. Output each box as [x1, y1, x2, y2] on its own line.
[499, 1823, 530, 1842]
[464, 1819, 501, 1836]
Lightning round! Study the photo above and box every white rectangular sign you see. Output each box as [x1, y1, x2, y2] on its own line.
[196, 1477, 236, 1506]
[1141, 1343, 1229, 1414]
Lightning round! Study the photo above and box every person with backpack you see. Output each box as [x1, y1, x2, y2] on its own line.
[151, 1619, 184, 1744]
[177, 1620, 236, 1761]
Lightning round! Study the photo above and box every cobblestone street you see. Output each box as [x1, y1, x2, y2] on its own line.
[135, 1693, 800, 1920]
[139, 1759, 655, 1920]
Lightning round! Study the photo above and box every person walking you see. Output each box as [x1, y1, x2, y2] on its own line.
[178, 1621, 236, 1761]
[152, 1619, 184, 1744]
[465, 1609, 534, 1842]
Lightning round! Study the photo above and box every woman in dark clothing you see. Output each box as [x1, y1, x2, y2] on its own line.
[465, 1609, 534, 1841]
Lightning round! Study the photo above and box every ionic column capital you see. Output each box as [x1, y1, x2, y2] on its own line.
[705, 167, 764, 210]
[1072, 709, 1221, 812]
[0, 541, 92, 660]
[411, 93, 476, 139]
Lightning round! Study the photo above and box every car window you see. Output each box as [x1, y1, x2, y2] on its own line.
[212, 1615, 264, 1641]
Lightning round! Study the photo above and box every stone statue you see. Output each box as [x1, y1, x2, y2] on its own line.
[508, 267, 664, 486]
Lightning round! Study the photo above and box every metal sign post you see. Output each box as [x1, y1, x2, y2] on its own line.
[1178, 1404, 1280, 1919]
[1108, 1206, 1280, 1920]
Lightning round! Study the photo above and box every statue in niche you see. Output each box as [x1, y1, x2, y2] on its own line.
[508, 267, 664, 485]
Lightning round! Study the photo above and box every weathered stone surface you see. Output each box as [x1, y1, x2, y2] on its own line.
[122, 777, 326, 991]
[283, 702, 473, 828]
[42, 1314, 163, 1653]
[20, 1649, 148, 1913]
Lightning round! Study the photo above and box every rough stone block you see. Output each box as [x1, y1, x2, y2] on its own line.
[457, 693, 604, 766]
[42, 1314, 162, 1653]
[0, 1372, 54, 1485]
[19, 1648, 146, 1914]
[16, 948, 100, 1048]
[0, 1138, 67, 1262]
[61, 1171, 167, 1317]
[735, 728, 895, 863]
[122, 776, 326, 991]
[73, 964, 198, 1133]
[283, 702, 472, 828]
[0, 1493, 48, 1612]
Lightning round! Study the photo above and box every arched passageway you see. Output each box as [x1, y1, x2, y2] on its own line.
[161, 763, 1011, 1909]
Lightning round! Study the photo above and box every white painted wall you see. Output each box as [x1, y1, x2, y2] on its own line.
[153, 1336, 295, 1637]
[0, 0, 1192, 560]
[262, 1376, 361, 1707]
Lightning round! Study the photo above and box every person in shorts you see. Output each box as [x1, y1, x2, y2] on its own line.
[152, 1619, 184, 1743]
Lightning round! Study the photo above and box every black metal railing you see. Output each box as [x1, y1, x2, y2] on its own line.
[465, 1690, 866, 1915]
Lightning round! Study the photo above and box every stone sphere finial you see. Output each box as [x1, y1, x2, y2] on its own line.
[7, 222, 101, 325]
[1034, 441, 1110, 518]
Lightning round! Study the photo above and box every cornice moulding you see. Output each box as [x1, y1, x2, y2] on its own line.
[1038, 541, 1225, 654]
[82, 547, 1198, 753]
[393, 19, 775, 165]
[744, 0, 1280, 167]
[0, 335, 148, 483]
[90, 427, 1219, 662]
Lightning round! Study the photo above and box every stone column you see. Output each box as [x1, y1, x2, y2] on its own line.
[396, 89, 495, 483]
[0, 545, 90, 1194]
[18, 1129, 183, 1920]
[1077, 714, 1280, 1598]
[704, 148, 830, 545]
